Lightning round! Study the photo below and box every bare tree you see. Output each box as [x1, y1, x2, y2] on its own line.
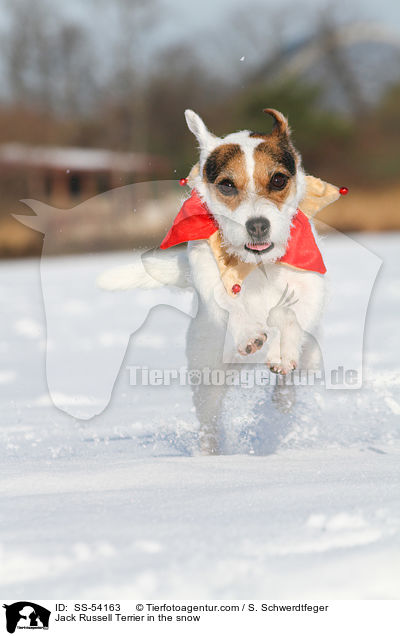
[0, 0, 97, 114]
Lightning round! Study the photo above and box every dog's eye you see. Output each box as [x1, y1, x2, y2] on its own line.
[270, 173, 288, 190]
[217, 179, 238, 196]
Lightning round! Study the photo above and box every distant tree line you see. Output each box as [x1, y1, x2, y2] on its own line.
[0, 0, 399, 185]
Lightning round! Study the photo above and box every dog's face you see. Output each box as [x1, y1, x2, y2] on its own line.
[185, 108, 306, 263]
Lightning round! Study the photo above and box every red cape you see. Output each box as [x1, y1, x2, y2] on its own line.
[161, 190, 326, 274]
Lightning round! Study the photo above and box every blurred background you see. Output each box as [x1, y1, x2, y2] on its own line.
[0, 0, 399, 257]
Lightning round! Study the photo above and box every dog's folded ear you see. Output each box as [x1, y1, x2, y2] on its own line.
[263, 108, 290, 137]
[300, 176, 341, 217]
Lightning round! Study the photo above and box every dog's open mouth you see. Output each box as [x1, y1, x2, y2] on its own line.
[244, 241, 274, 254]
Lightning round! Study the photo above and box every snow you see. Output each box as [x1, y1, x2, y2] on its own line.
[0, 233, 399, 600]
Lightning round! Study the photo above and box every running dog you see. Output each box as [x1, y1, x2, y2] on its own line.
[99, 109, 330, 452]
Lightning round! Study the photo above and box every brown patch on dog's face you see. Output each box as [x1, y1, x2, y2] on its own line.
[203, 143, 248, 210]
[250, 108, 299, 205]
[253, 137, 298, 206]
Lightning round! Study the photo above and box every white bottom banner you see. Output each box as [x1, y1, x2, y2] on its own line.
[1, 600, 398, 635]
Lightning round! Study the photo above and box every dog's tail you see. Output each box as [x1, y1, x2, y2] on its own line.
[97, 249, 190, 291]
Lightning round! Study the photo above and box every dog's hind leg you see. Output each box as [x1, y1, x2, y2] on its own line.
[272, 378, 296, 413]
[191, 382, 228, 454]
[186, 313, 228, 454]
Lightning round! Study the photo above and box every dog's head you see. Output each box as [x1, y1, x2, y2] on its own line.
[185, 108, 306, 263]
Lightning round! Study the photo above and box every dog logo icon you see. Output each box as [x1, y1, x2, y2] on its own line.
[2, 602, 51, 633]
[14, 180, 381, 422]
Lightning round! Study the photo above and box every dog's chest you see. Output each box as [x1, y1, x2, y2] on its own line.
[210, 263, 294, 324]
[188, 240, 322, 330]
[237, 267, 283, 318]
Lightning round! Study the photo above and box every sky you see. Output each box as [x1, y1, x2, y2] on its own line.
[48, 0, 400, 82]
[0, 0, 398, 108]
[61, 0, 400, 54]
[158, 0, 400, 42]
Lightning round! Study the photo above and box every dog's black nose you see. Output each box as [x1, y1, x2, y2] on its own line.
[245, 217, 270, 241]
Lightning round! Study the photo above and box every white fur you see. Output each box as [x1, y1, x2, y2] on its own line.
[184, 109, 220, 166]
[97, 250, 189, 291]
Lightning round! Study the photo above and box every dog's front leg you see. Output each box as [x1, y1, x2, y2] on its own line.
[267, 305, 304, 374]
[226, 308, 268, 357]
[238, 332, 268, 356]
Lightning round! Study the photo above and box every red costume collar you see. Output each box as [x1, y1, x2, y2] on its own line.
[161, 190, 326, 275]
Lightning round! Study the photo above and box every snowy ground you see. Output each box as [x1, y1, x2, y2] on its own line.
[0, 233, 399, 599]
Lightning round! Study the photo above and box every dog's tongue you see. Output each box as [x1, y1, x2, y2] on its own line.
[246, 242, 271, 251]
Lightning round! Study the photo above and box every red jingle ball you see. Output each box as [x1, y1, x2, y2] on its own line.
[339, 186, 349, 195]
[179, 178, 188, 186]
[232, 284, 241, 295]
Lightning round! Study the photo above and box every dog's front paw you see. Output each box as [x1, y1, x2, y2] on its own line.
[238, 333, 267, 356]
[268, 359, 297, 375]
